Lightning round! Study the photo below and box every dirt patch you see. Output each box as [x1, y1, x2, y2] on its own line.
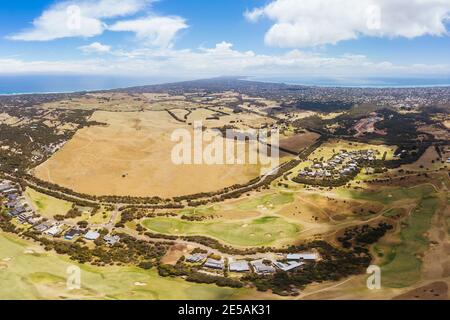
[161, 243, 190, 265]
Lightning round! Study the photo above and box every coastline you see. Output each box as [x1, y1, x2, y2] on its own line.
[1, 76, 450, 96]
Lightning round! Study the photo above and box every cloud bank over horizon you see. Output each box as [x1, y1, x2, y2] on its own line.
[1, 41, 449, 79]
[245, 0, 450, 47]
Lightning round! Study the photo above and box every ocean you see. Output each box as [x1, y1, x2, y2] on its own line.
[0, 75, 184, 95]
[0, 75, 449, 95]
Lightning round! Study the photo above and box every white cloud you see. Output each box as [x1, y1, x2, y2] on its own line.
[109, 16, 188, 48]
[245, 0, 450, 47]
[9, 0, 187, 48]
[78, 42, 111, 54]
[1, 42, 449, 78]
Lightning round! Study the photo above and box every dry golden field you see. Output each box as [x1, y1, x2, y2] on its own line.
[32, 110, 270, 198]
[279, 132, 320, 153]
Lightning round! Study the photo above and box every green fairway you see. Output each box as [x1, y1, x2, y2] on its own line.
[24, 187, 73, 218]
[0, 232, 248, 300]
[381, 197, 440, 288]
[339, 184, 436, 205]
[237, 192, 294, 211]
[142, 215, 301, 247]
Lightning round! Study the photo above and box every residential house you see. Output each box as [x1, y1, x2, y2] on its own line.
[287, 253, 318, 261]
[45, 225, 61, 237]
[229, 261, 250, 272]
[104, 234, 120, 246]
[84, 230, 100, 241]
[204, 258, 225, 270]
[64, 228, 81, 240]
[251, 260, 275, 275]
[186, 253, 207, 263]
[274, 261, 303, 272]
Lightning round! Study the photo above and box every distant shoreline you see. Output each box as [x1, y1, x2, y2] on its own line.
[0, 76, 450, 96]
[245, 77, 450, 89]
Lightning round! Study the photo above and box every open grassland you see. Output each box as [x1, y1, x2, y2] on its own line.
[32, 110, 267, 198]
[0, 233, 250, 300]
[24, 187, 72, 218]
[381, 197, 440, 288]
[142, 215, 301, 247]
[41, 93, 149, 112]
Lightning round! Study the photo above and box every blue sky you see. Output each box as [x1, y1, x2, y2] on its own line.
[0, 0, 450, 82]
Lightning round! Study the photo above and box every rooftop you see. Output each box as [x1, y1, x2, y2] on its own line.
[204, 258, 224, 270]
[287, 253, 318, 261]
[84, 230, 100, 240]
[229, 261, 250, 272]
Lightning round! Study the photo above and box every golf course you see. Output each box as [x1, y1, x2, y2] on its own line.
[142, 215, 301, 247]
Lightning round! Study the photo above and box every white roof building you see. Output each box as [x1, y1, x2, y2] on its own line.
[84, 230, 100, 241]
[186, 253, 207, 263]
[204, 258, 224, 270]
[45, 225, 61, 236]
[104, 234, 120, 246]
[287, 253, 318, 261]
[229, 261, 250, 272]
[251, 260, 275, 275]
[274, 261, 303, 272]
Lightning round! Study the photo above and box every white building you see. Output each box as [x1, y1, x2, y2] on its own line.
[45, 225, 61, 237]
[186, 253, 207, 263]
[84, 230, 100, 241]
[287, 253, 318, 261]
[229, 261, 250, 272]
[204, 258, 224, 270]
[274, 261, 303, 272]
[251, 260, 275, 275]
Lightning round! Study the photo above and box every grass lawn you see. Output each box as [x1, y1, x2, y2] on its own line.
[237, 192, 294, 211]
[179, 205, 219, 216]
[339, 184, 436, 205]
[0, 232, 248, 300]
[86, 206, 112, 225]
[24, 187, 73, 218]
[142, 215, 301, 247]
[381, 197, 440, 288]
